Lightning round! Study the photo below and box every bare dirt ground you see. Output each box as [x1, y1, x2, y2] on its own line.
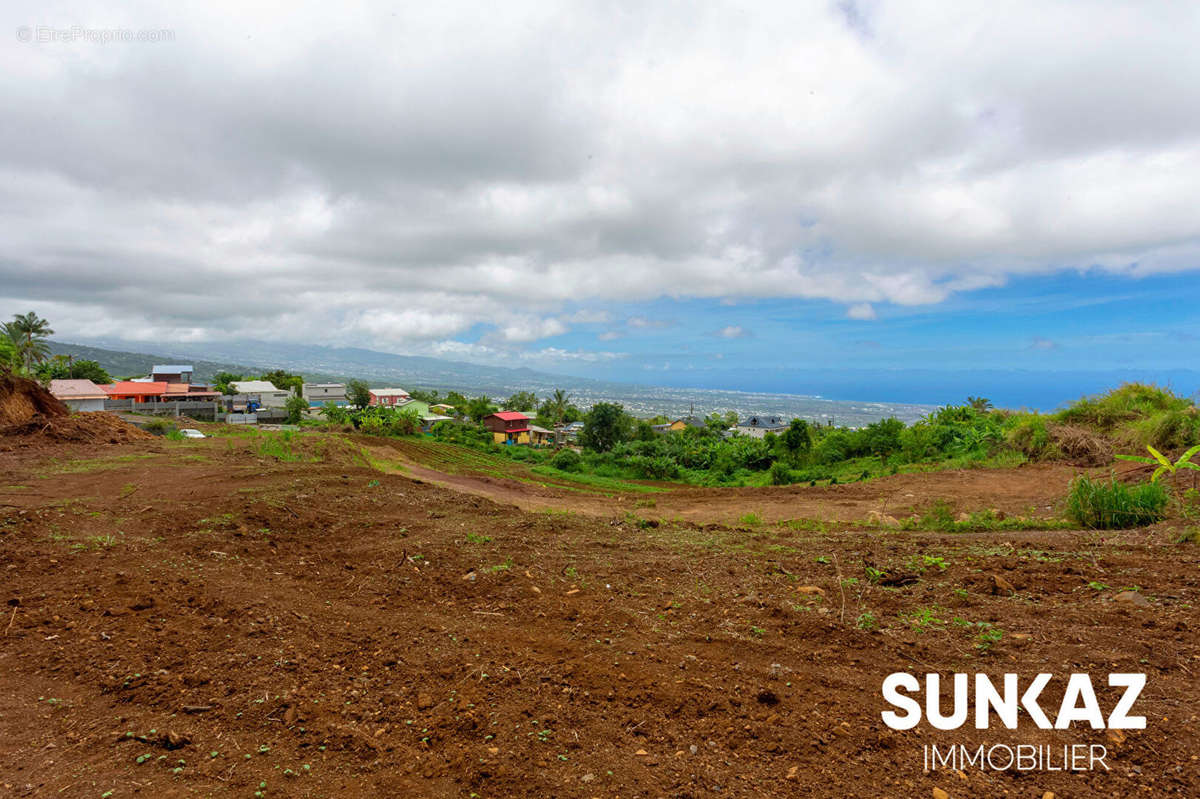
[1, 427, 1199, 798]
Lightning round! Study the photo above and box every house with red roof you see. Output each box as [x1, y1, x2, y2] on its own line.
[482, 411, 531, 445]
[101, 381, 220, 404]
[102, 381, 170, 403]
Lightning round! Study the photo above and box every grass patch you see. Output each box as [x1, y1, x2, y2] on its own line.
[41, 453, 159, 475]
[254, 431, 313, 462]
[1065, 475, 1168, 529]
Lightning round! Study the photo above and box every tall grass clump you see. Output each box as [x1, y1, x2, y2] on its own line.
[1065, 475, 1168, 529]
[1056, 383, 1199, 450]
[255, 431, 307, 462]
[1003, 413, 1058, 460]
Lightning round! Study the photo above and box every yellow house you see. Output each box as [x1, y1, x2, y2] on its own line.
[483, 411, 532, 445]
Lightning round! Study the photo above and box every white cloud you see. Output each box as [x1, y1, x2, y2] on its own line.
[496, 316, 569, 343]
[563, 309, 611, 324]
[627, 316, 672, 330]
[846, 303, 877, 320]
[715, 325, 750, 339]
[2, 1, 1199, 348]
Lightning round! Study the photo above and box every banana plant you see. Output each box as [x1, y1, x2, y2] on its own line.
[1115, 444, 1200, 482]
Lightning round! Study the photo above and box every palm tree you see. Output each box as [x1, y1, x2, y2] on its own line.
[966, 396, 994, 413]
[551, 388, 570, 445]
[3, 312, 54, 374]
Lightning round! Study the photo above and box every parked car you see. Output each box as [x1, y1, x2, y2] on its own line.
[178, 428, 205, 439]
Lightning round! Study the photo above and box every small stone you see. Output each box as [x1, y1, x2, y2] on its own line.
[689, 744, 698, 754]
[1113, 591, 1151, 608]
[580, 773, 595, 783]
[1106, 728, 1126, 746]
[932, 788, 950, 799]
[634, 749, 648, 756]
[866, 510, 902, 528]
[786, 765, 798, 780]
[1009, 633, 1032, 646]
[1041, 792, 1055, 799]
[796, 585, 825, 596]
[487, 747, 499, 755]
[416, 692, 434, 710]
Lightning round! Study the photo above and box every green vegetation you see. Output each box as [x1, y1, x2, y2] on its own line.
[1065, 475, 1168, 529]
[3, 311, 53, 374]
[255, 431, 310, 462]
[896, 502, 1070, 532]
[1116, 443, 1200, 482]
[346, 379, 372, 409]
[285, 394, 309, 424]
[35, 355, 111, 384]
[1057, 383, 1200, 450]
[320, 403, 420, 436]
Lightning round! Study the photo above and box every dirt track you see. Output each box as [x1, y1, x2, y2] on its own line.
[1, 431, 1199, 797]
[365, 437, 1101, 526]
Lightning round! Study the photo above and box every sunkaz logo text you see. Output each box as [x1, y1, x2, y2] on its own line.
[881, 673, 1146, 773]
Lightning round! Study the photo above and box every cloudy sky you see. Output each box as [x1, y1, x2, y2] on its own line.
[3, 1, 1199, 393]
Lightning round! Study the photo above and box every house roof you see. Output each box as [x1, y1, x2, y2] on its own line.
[303, 383, 346, 389]
[421, 414, 454, 422]
[231, 380, 283, 393]
[49, 379, 107, 400]
[529, 424, 553, 434]
[163, 383, 220, 397]
[489, 411, 530, 421]
[738, 415, 788, 428]
[370, 388, 410, 398]
[103, 381, 169, 396]
[152, 364, 193, 373]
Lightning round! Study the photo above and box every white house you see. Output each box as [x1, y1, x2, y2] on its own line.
[230, 380, 292, 408]
[49, 379, 108, 412]
[734, 415, 789, 439]
[302, 383, 348, 407]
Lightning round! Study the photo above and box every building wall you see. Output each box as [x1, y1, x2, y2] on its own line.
[370, 393, 409, 407]
[303, 384, 347, 404]
[152, 372, 190, 384]
[491, 430, 531, 445]
[257, 391, 292, 408]
[63, 397, 106, 412]
[734, 426, 785, 439]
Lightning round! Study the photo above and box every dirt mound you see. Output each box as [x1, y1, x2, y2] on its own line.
[0, 370, 68, 426]
[8, 411, 153, 444]
[0, 370, 149, 445]
[1049, 422, 1113, 466]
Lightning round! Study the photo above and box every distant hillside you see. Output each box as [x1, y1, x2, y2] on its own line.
[58, 338, 597, 397]
[46, 342, 346, 385]
[49, 339, 937, 425]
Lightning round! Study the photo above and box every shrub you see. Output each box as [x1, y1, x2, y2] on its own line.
[626, 455, 679, 480]
[1065, 476, 1168, 529]
[144, 418, 173, 435]
[769, 461, 794, 485]
[549, 449, 583, 473]
[284, 395, 309, 425]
